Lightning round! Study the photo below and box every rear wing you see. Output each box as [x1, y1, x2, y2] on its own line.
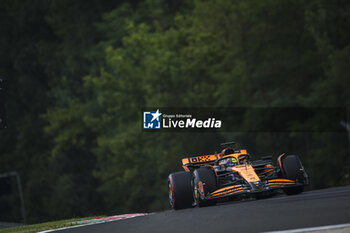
[181, 149, 248, 171]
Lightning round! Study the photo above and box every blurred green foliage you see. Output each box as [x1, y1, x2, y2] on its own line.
[0, 0, 349, 223]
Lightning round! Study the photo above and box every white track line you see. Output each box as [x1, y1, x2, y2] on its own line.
[38, 213, 148, 233]
[264, 223, 350, 233]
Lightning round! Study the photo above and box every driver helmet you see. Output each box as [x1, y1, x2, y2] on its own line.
[219, 157, 238, 167]
[227, 157, 238, 166]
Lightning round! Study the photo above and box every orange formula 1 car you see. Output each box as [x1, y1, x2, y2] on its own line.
[168, 142, 309, 209]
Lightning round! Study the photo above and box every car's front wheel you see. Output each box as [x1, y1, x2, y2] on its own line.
[193, 167, 217, 207]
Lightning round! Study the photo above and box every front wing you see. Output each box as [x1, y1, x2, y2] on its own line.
[206, 179, 301, 199]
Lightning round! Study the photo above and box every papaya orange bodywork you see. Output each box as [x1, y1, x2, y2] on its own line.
[268, 179, 295, 187]
[232, 164, 261, 183]
[182, 165, 190, 172]
[264, 164, 274, 175]
[212, 189, 244, 197]
[278, 153, 285, 170]
[181, 150, 249, 166]
[211, 185, 243, 195]
[211, 184, 245, 197]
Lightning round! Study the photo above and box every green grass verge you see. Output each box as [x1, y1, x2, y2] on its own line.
[0, 216, 105, 233]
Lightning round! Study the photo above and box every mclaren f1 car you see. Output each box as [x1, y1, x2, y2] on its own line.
[168, 142, 309, 209]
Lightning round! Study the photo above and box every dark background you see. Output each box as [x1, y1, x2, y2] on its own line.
[0, 0, 349, 224]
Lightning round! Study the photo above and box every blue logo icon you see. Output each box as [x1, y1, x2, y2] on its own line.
[143, 109, 162, 129]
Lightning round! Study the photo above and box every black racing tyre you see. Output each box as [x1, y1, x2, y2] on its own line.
[168, 171, 194, 210]
[193, 167, 217, 207]
[281, 155, 305, 195]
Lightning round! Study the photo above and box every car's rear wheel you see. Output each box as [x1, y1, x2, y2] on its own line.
[168, 171, 194, 210]
[281, 155, 305, 195]
[193, 167, 217, 207]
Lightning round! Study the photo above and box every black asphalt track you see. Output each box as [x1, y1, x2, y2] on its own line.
[57, 186, 350, 233]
